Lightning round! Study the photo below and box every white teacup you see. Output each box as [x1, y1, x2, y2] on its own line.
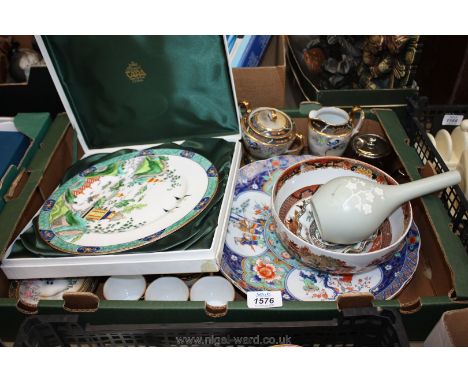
[103, 275, 146, 301]
[190, 276, 235, 307]
[144, 277, 189, 301]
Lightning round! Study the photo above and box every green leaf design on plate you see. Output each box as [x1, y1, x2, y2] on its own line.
[86, 163, 119, 178]
[122, 203, 146, 214]
[70, 233, 84, 243]
[136, 185, 147, 195]
[49, 195, 69, 224]
[115, 199, 131, 208]
[110, 179, 124, 191]
[94, 197, 106, 209]
[135, 157, 166, 176]
[65, 210, 82, 226]
[64, 188, 75, 204]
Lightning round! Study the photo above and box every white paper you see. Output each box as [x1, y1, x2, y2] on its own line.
[442, 114, 464, 126]
[247, 290, 283, 309]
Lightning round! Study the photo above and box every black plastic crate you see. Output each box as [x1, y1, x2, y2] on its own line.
[406, 96, 468, 249]
[14, 307, 408, 347]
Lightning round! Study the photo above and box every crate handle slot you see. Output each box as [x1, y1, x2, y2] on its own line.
[16, 299, 39, 315]
[399, 298, 422, 314]
[62, 292, 100, 313]
[204, 302, 228, 318]
[336, 292, 374, 310]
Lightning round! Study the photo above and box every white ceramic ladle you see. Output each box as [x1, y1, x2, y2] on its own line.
[310, 170, 461, 244]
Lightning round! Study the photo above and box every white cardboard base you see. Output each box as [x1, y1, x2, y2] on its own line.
[1, 141, 242, 279]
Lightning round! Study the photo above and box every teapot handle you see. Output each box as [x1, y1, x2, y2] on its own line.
[284, 133, 304, 155]
[239, 100, 252, 118]
[349, 106, 365, 136]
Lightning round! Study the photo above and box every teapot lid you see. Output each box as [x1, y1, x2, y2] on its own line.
[249, 107, 293, 140]
[351, 134, 391, 159]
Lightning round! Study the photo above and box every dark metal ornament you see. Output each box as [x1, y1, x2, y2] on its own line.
[349, 133, 392, 171]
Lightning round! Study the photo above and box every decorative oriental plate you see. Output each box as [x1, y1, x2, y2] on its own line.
[220, 156, 420, 301]
[38, 149, 218, 255]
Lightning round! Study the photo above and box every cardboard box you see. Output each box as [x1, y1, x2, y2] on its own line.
[232, 35, 286, 109]
[0, 36, 243, 279]
[424, 308, 468, 346]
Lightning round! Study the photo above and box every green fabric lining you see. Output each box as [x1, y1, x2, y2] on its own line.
[42, 36, 239, 149]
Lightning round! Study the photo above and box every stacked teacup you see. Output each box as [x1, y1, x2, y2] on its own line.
[428, 120, 468, 197]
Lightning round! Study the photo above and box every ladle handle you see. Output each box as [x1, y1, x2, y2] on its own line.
[392, 170, 461, 204]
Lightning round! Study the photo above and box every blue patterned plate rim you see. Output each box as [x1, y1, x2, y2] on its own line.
[38, 148, 218, 255]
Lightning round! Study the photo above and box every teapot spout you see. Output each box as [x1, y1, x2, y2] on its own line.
[390, 170, 461, 206]
[308, 110, 319, 120]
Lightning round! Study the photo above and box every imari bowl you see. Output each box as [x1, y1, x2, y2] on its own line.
[271, 157, 412, 274]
